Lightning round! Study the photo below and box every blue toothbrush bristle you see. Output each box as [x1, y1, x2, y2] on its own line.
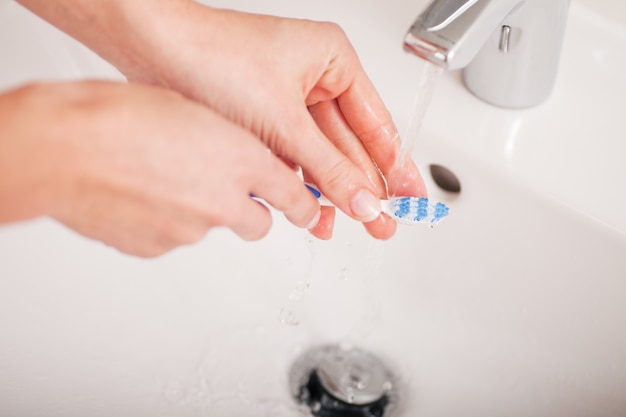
[433, 202, 449, 222]
[393, 197, 412, 219]
[415, 198, 429, 222]
[391, 197, 449, 224]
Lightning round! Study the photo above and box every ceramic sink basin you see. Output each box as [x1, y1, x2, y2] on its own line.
[0, 0, 624, 416]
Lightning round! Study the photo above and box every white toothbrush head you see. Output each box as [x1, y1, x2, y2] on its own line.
[382, 196, 450, 225]
[303, 183, 450, 226]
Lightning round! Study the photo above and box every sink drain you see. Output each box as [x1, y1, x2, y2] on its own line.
[429, 164, 461, 193]
[289, 345, 400, 417]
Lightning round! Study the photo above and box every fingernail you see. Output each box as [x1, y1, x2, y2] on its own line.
[350, 189, 381, 222]
[305, 208, 322, 230]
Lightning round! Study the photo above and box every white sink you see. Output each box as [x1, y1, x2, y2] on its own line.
[1, 1, 625, 416]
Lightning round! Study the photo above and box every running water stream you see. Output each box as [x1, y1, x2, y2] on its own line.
[400, 61, 444, 163]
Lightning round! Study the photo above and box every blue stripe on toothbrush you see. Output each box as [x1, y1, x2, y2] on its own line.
[305, 183, 322, 199]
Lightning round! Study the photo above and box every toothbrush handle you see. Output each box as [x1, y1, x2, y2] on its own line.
[304, 183, 333, 206]
[250, 183, 332, 206]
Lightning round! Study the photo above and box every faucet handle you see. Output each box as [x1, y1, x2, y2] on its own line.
[422, 0, 480, 31]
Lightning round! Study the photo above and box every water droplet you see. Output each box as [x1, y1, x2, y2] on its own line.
[163, 380, 187, 404]
[289, 281, 311, 301]
[279, 308, 300, 326]
[347, 392, 355, 403]
[339, 342, 354, 351]
[338, 267, 348, 281]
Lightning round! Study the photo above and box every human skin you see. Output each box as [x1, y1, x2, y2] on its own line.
[0, 82, 320, 257]
[7, 0, 426, 249]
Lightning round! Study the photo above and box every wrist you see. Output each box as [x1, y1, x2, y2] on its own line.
[97, 0, 200, 83]
[0, 84, 65, 222]
[0, 82, 114, 223]
[16, 0, 198, 83]
[115, 1, 222, 86]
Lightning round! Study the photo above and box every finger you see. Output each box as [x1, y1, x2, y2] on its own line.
[275, 106, 382, 223]
[337, 71, 427, 197]
[303, 169, 335, 239]
[53, 192, 207, 258]
[308, 100, 386, 196]
[309, 100, 397, 239]
[276, 154, 300, 172]
[250, 152, 321, 230]
[309, 206, 335, 240]
[228, 197, 273, 241]
[363, 215, 397, 241]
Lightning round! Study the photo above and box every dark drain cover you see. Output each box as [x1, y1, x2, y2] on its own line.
[289, 345, 399, 417]
[299, 369, 389, 417]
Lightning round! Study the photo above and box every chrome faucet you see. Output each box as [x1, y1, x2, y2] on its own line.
[404, 0, 570, 108]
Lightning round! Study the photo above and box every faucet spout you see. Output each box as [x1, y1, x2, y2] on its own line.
[404, 0, 570, 108]
[404, 0, 525, 70]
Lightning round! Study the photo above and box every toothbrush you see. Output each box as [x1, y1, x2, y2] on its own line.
[304, 184, 449, 225]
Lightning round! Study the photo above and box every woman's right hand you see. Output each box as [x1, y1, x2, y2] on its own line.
[0, 81, 321, 257]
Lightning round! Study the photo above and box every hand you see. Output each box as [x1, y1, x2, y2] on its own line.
[16, 0, 427, 239]
[0, 82, 320, 257]
[126, 6, 427, 239]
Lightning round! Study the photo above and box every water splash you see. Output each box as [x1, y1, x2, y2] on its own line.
[278, 233, 318, 326]
[338, 267, 349, 281]
[163, 380, 188, 404]
[279, 308, 300, 326]
[289, 281, 311, 301]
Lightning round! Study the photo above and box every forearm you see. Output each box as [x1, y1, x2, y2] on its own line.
[16, 0, 195, 82]
[0, 85, 64, 223]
